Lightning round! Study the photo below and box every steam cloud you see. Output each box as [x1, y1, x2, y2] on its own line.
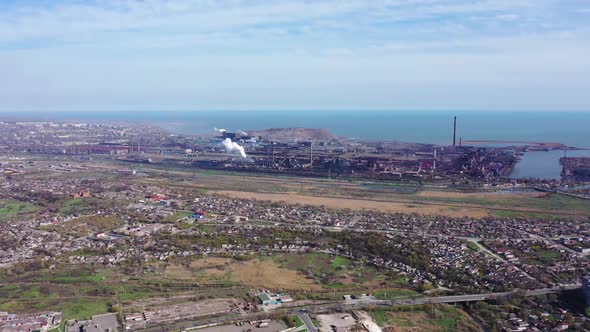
[222, 138, 247, 158]
[214, 127, 227, 133]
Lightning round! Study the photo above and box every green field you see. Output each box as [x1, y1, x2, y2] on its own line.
[59, 198, 91, 215]
[419, 193, 590, 216]
[0, 200, 38, 218]
[369, 305, 480, 331]
[274, 253, 410, 292]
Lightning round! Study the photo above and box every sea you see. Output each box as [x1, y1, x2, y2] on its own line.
[1, 110, 589, 180]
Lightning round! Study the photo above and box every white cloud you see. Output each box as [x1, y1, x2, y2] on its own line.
[0, 0, 589, 111]
[496, 14, 520, 21]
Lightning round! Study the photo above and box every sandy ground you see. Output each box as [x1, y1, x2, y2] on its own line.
[214, 190, 489, 218]
[164, 264, 194, 279]
[189, 257, 233, 269]
[317, 313, 358, 332]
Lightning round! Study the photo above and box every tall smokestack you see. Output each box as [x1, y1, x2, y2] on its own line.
[453, 116, 457, 147]
[310, 142, 313, 166]
[433, 149, 437, 170]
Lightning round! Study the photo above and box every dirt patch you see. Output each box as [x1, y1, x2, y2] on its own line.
[230, 259, 319, 291]
[202, 268, 227, 277]
[189, 257, 232, 269]
[164, 264, 194, 279]
[382, 312, 438, 332]
[214, 190, 489, 218]
[335, 273, 355, 286]
[379, 310, 481, 332]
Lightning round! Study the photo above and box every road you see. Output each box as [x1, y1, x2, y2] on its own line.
[374, 284, 581, 307]
[504, 224, 585, 257]
[466, 238, 537, 281]
[297, 312, 318, 332]
[131, 284, 581, 332]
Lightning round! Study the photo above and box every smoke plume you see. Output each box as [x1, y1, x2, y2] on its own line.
[222, 138, 247, 158]
[214, 127, 227, 133]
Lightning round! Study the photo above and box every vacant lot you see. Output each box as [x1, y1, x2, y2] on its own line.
[317, 313, 357, 332]
[369, 305, 481, 332]
[274, 253, 410, 293]
[160, 257, 319, 290]
[230, 259, 319, 291]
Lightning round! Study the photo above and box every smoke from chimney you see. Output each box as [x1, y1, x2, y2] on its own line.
[221, 138, 247, 158]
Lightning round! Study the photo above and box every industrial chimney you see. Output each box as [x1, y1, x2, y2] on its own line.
[453, 116, 457, 147]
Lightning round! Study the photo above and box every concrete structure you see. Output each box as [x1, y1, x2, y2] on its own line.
[256, 292, 294, 311]
[66, 313, 119, 332]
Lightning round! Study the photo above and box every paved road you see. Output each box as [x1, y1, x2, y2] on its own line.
[380, 284, 580, 306]
[297, 312, 318, 332]
[131, 284, 581, 332]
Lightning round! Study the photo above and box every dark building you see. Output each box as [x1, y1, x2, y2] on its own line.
[582, 276, 590, 307]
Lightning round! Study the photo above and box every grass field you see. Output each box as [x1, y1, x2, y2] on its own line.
[369, 305, 481, 331]
[0, 264, 166, 319]
[0, 199, 38, 219]
[273, 253, 410, 292]
[59, 198, 90, 215]
[153, 253, 414, 295]
[0, 270, 110, 315]
[160, 256, 319, 290]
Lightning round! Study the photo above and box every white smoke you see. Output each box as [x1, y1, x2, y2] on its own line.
[222, 138, 247, 158]
[214, 127, 227, 133]
[237, 130, 248, 136]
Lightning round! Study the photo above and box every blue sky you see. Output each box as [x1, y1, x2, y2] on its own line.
[0, 0, 589, 112]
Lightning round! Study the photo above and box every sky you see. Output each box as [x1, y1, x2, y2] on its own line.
[0, 0, 589, 112]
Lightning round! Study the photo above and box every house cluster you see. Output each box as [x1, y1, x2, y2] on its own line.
[0, 311, 61, 332]
[0, 121, 168, 155]
[492, 299, 578, 332]
[1, 172, 588, 295]
[361, 234, 537, 292]
[484, 239, 590, 286]
[561, 236, 590, 253]
[429, 217, 531, 239]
